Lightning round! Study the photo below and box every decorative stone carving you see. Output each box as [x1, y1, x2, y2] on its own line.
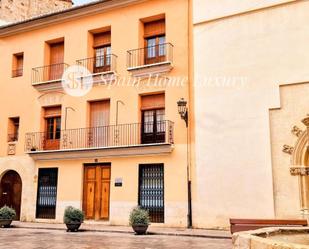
[283, 144, 294, 155]
[302, 116, 309, 127]
[37, 92, 64, 106]
[7, 143, 16, 155]
[290, 167, 309, 176]
[291, 126, 303, 137]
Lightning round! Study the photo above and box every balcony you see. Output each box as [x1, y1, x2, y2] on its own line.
[31, 63, 69, 91]
[25, 121, 174, 160]
[76, 54, 117, 84]
[127, 43, 173, 77]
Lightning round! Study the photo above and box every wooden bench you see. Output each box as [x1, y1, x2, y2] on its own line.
[230, 218, 308, 234]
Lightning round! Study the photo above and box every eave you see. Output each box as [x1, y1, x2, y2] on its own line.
[0, 0, 147, 38]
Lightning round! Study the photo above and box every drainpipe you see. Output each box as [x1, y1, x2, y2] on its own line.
[116, 100, 125, 125]
[186, 112, 192, 228]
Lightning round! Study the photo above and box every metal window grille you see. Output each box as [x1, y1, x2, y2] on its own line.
[36, 168, 58, 219]
[138, 164, 164, 223]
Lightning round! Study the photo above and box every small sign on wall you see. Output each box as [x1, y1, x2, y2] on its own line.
[115, 178, 123, 187]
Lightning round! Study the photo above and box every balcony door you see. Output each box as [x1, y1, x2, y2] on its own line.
[145, 36, 166, 65]
[83, 164, 111, 220]
[142, 109, 165, 144]
[89, 100, 110, 147]
[94, 46, 111, 73]
[49, 42, 64, 81]
[141, 94, 165, 144]
[144, 19, 166, 65]
[93, 31, 111, 74]
[44, 106, 61, 150]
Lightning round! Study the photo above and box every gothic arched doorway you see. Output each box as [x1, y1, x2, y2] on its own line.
[0, 170, 22, 220]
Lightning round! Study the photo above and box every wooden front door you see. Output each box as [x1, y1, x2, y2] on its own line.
[83, 165, 111, 220]
[49, 42, 64, 80]
[0, 171, 22, 220]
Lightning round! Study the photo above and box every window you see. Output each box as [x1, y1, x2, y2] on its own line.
[93, 31, 111, 73]
[43, 106, 61, 150]
[8, 117, 19, 142]
[139, 164, 164, 223]
[12, 53, 23, 77]
[144, 19, 166, 64]
[141, 94, 166, 144]
[36, 168, 58, 219]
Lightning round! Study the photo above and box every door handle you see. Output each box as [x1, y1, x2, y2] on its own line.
[2, 192, 7, 195]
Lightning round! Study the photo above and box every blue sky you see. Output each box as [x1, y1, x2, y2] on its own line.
[73, 0, 94, 5]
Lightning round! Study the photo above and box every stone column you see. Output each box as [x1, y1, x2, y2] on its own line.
[301, 116, 309, 216]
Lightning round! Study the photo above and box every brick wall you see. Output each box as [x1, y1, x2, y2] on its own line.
[0, 0, 73, 22]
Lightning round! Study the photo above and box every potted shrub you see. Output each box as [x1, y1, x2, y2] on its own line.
[129, 206, 150, 235]
[0, 206, 16, 228]
[63, 206, 84, 232]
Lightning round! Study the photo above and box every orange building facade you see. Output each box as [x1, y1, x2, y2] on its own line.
[0, 0, 191, 227]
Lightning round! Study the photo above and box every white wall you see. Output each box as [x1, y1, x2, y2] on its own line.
[193, 0, 309, 228]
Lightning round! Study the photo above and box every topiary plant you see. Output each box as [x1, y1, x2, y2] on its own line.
[129, 206, 150, 226]
[0, 206, 16, 220]
[63, 206, 84, 224]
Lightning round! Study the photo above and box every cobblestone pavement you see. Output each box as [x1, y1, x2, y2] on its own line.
[0, 228, 232, 249]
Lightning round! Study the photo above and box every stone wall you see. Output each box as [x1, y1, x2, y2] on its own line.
[192, 0, 309, 228]
[0, 156, 36, 222]
[233, 227, 309, 249]
[0, 0, 73, 23]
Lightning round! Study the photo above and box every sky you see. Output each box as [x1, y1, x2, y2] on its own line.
[74, 0, 95, 5]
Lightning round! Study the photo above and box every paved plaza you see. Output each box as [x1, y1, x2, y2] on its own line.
[0, 228, 232, 249]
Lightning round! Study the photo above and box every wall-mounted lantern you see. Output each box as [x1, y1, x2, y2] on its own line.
[177, 98, 188, 127]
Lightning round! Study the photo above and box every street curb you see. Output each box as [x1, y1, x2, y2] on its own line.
[12, 225, 232, 240]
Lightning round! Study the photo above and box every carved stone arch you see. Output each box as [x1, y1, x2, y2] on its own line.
[291, 130, 308, 166]
[289, 117, 309, 215]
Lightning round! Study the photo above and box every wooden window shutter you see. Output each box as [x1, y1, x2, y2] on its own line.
[144, 19, 165, 38]
[93, 32, 111, 48]
[44, 106, 61, 118]
[50, 42, 64, 64]
[141, 93, 165, 110]
[16, 55, 23, 70]
[89, 100, 110, 127]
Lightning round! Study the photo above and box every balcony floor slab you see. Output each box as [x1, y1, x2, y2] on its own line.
[27, 143, 174, 160]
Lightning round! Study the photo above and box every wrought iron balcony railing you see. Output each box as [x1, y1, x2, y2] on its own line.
[127, 43, 173, 69]
[25, 121, 174, 152]
[76, 54, 117, 74]
[32, 63, 69, 84]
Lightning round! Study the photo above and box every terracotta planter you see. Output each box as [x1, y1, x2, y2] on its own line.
[65, 222, 81, 232]
[0, 219, 13, 228]
[132, 224, 149, 235]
